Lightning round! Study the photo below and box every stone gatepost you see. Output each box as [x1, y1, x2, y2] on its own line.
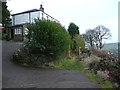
[78, 46, 81, 56]
[0, 24, 3, 39]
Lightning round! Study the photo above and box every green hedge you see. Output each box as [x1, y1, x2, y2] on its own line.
[13, 19, 71, 66]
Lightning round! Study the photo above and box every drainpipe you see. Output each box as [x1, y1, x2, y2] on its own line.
[22, 26, 24, 41]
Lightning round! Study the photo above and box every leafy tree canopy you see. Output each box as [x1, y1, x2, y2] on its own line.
[2, 1, 11, 27]
[68, 22, 79, 39]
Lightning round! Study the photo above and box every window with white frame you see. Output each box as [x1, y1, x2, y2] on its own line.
[15, 28, 22, 35]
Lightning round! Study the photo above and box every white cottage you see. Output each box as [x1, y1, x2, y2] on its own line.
[8, 5, 59, 41]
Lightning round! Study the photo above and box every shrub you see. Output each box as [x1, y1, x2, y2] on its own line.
[74, 35, 85, 49]
[89, 61, 100, 74]
[108, 60, 120, 87]
[88, 54, 120, 87]
[70, 35, 85, 54]
[21, 19, 70, 65]
[90, 55, 119, 71]
[12, 47, 49, 66]
[91, 48, 112, 58]
[87, 48, 120, 87]
[70, 39, 77, 52]
[108, 68, 120, 87]
[2, 33, 7, 40]
[81, 48, 91, 56]
[89, 58, 112, 73]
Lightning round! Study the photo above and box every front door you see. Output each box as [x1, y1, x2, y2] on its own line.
[11, 29, 14, 39]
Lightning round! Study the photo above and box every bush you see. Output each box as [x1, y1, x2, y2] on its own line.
[81, 48, 91, 56]
[89, 61, 100, 74]
[2, 33, 7, 40]
[89, 55, 119, 71]
[108, 68, 120, 87]
[70, 39, 77, 52]
[70, 34, 85, 54]
[74, 35, 85, 49]
[91, 48, 112, 58]
[88, 54, 120, 87]
[12, 47, 50, 66]
[86, 48, 120, 87]
[17, 19, 70, 65]
[108, 60, 120, 87]
[89, 58, 113, 74]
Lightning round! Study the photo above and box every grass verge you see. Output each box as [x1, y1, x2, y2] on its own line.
[50, 56, 84, 71]
[50, 56, 113, 88]
[85, 70, 113, 88]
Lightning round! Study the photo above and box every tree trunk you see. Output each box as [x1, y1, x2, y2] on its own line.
[99, 38, 102, 50]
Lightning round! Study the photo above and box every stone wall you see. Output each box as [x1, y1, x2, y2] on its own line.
[0, 24, 3, 39]
[14, 35, 23, 41]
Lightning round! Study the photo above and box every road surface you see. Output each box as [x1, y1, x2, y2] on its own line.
[2, 41, 100, 88]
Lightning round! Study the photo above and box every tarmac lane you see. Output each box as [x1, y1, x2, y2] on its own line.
[2, 41, 101, 88]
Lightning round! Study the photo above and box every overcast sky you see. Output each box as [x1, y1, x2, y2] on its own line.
[7, 0, 119, 43]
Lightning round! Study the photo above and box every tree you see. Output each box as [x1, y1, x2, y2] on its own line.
[82, 25, 111, 50]
[82, 29, 95, 48]
[94, 25, 111, 49]
[74, 35, 85, 56]
[2, 1, 11, 31]
[68, 22, 79, 39]
[74, 35, 85, 49]
[68, 22, 79, 53]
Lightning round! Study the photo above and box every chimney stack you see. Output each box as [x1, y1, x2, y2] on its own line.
[40, 4, 44, 12]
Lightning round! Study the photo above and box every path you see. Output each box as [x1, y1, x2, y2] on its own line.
[2, 41, 100, 88]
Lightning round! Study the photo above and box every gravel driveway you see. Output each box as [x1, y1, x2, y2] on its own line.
[2, 41, 101, 88]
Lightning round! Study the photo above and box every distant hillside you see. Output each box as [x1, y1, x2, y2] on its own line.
[102, 42, 118, 56]
[102, 42, 118, 50]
